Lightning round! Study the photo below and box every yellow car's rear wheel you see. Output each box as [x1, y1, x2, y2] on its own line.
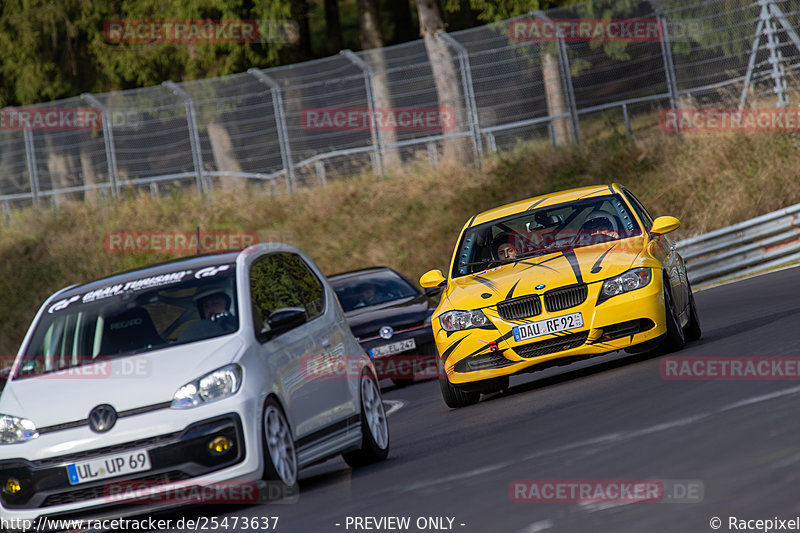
[661, 283, 686, 352]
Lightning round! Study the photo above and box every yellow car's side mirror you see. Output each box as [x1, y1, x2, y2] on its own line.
[420, 269, 447, 289]
[650, 216, 680, 235]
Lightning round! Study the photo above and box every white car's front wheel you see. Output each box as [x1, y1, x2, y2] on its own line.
[343, 371, 390, 467]
[262, 399, 298, 490]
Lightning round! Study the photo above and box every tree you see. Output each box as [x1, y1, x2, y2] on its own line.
[358, 0, 400, 169]
[390, 0, 416, 44]
[0, 0, 294, 107]
[324, 0, 343, 54]
[291, 0, 313, 60]
[415, 0, 471, 161]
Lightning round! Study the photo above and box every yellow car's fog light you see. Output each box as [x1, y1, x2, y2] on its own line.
[4, 478, 21, 494]
[208, 436, 232, 455]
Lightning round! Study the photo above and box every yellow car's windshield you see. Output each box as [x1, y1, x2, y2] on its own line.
[453, 194, 642, 278]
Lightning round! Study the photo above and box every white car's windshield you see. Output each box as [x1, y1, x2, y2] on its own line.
[15, 263, 237, 379]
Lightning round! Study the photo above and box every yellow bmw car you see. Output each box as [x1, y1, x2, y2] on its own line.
[419, 184, 701, 408]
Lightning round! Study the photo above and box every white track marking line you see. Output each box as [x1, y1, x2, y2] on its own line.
[383, 399, 405, 416]
[517, 519, 555, 533]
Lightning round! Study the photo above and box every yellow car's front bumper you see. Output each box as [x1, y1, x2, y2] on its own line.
[435, 275, 668, 385]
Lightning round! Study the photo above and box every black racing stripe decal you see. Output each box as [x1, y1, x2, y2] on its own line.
[562, 249, 584, 284]
[590, 244, 617, 274]
[577, 187, 606, 199]
[505, 280, 521, 300]
[607, 183, 614, 194]
[518, 254, 561, 273]
[527, 197, 549, 210]
[518, 262, 558, 273]
[473, 275, 498, 292]
[441, 336, 466, 360]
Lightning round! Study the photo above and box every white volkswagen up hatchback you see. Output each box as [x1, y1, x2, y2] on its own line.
[0, 243, 388, 529]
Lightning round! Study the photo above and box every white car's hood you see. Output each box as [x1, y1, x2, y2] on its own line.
[0, 335, 243, 428]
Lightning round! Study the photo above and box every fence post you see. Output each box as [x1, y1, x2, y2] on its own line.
[81, 93, 120, 198]
[656, 9, 681, 113]
[436, 31, 483, 166]
[314, 160, 327, 186]
[622, 103, 633, 137]
[763, 1, 786, 107]
[163, 81, 207, 194]
[555, 38, 580, 144]
[23, 129, 39, 207]
[341, 50, 385, 175]
[248, 68, 296, 193]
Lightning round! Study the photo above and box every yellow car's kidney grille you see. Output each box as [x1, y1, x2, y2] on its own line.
[544, 284, 588, 313]
[497, 295, 542, 320]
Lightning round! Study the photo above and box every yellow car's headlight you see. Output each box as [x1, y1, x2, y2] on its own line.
[440, 310, 491, 331]
[598, 268, 651, 304]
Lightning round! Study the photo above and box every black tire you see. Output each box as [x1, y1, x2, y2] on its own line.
[683, 282, 702, 342]
[660, 281, 686, 352]
[479, 375, 509, 395]
[261, 398, 299, 495]
[343, 371, 390, 468]
[391, 377, 414, 387]
[439, 376, 480, 408]
[435, 348, 480, 408]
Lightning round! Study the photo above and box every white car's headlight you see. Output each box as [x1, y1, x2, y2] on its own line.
[0, 414, 38, 445]
[598, 268, 652, 303]
[171, 364, 242, 409]
[440, 309, 491, 331]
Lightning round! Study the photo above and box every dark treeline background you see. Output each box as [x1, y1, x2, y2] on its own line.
[0, 0, 573, 107]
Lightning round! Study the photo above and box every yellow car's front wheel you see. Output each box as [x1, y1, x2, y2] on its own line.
[438, 352, 509, 408]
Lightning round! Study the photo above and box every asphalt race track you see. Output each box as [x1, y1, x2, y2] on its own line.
[150, 266, 800, 533]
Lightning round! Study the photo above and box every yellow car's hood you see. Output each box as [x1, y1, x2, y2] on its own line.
[444, 236, 646, 310]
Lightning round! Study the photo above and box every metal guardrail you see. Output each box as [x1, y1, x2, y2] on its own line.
[678, 203, 800, 285]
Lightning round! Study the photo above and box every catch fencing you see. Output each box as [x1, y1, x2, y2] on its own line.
[1, 0, 800, 209]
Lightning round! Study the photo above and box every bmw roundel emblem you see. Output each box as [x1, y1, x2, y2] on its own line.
[379, 326, 394, 340]
[535, 284, 546, 290]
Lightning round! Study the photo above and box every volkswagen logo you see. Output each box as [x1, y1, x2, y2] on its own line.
[88, 404, 117, 433]
[379, 326, 394, 340]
